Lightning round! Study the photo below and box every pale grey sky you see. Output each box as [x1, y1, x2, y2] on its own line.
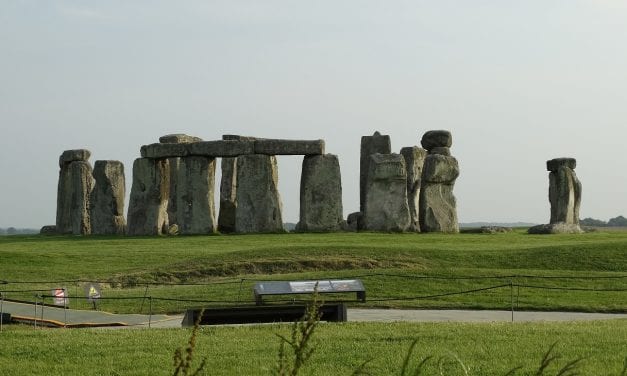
[1, 1, 626, 228]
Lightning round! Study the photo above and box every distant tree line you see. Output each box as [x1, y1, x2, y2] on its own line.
[580, 215, 627, 227]
[0, 227, 39, 235]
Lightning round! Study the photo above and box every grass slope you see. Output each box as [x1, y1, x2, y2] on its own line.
[1, 230, 626, 313]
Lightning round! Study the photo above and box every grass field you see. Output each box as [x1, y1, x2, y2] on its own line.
[1, 230, 626, 375]
[1, 230, 626, 313]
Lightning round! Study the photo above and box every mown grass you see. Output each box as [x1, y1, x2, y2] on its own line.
[0, 320, 625, 375]
[1, 230, 626, 313]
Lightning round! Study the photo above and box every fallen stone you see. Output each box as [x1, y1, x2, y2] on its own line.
[234, 154, 284, 233]
[362, 153, 411, 232]
[360, 131, 391, 211]
[159, 134, 203, 144]
[400, 146, 428, 232]
[39, 225, 57, 235]
[90, 160, 126, 235]
[59, 149, 91, 168]
[127, 158, 170, 236]
[253, 139, 325, 155]
[421, 130, 452, 151]
[56, 160, 93, 235]
[218, 157, 237, 233]
[527, 223, 583, 234]
[547, 158, 576, 172]
[175, 157, 217, 234]
[296, 154, 343, 232]
[345, 212, 363, 231]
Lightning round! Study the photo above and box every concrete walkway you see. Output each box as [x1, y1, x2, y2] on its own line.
[2, 299, 625, 328]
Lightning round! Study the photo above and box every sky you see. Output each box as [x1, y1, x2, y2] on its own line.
[1, 0, 626, 228]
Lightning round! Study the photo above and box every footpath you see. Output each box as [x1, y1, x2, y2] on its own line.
[2, 300, 626, 329]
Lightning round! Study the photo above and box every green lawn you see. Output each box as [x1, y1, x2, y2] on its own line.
[0, 320, 625, 375]
[1, 230, 626, 313]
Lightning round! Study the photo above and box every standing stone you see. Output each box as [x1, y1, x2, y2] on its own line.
[234, 154, 284, 233]
[176, 157, 217, 234]
[362, 153, 411, 232]
[218, 135, 257, 233]
[159, 134, 203, 227]
[419, 131, 460, 233]
[360, 132, 391, 212]
[56, 150, 93, 235]
[296, 154, 343, 232]
[127, 158, 170, 236]
[400, 147, 428, 232]
[529, 158, 583, 234]
[90, 160, 126, 235]
[218, 157, 238, 233]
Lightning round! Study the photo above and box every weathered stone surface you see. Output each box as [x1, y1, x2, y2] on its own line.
[222, 135, 258, 141]
[362, 153, 411, 232]
[175, 157, 217, 234]
[360, 131, 391, 212]
[549, 162, 581, 225]
[419, 153, 459, 233]
[218, 157, 237, 233]
[90, 160, 126, 235]
[422, 154, 460, 184]
[429, 147, 451, 156]
[127, 158, 170, 236]
[527, 223, 583, 234]
[141, 143, 190, 159]
[166, 157, 181, 226]
[40, 225, 57, 235]
[296, 154, 343, 232]
[59, 149, 91, 168]
[547, 158, 576, 172]
[421, 130, 452, 151]
[159, 134, 203, 144]
[189, 140, 255, 157]
[235, 155, 284, 233]
[345, 212, 362, 231]
[56, 160, 93, 235]
[419, 183, 459, 233]
[254, 139, 325, 156]
[400, 147, 427, 232]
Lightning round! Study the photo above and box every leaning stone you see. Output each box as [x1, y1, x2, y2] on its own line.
[422, 154, 460, 184]
[159, 134, 203, 144]
[254, 139, 325, 155]
[40, 225, 57, 235]
[189, 140, 255, 157]
[175, 157, 217, 234]
[547, 158, 576, 172]
[429, 147, 451, 156]
[90, 160, 126, 235]
[296, 154, 343, 232]
[140, 143, 190, 159]
[400, 147, 427, 232]
[419, 183, 459, 233]
[360, 131, 391, 212]
[527, 223, 583, 234]
[421, 130, 452, 151]
[59, 149, 91, 168]
[362, 153, 411, 232]
[127, 158, 170, 236]
[56, 160, 93, 235]
[218, 157, 237, 233]
[235, 155, 284, 233]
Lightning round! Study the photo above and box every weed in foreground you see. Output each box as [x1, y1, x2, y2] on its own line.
[173, 309, 207, 376]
